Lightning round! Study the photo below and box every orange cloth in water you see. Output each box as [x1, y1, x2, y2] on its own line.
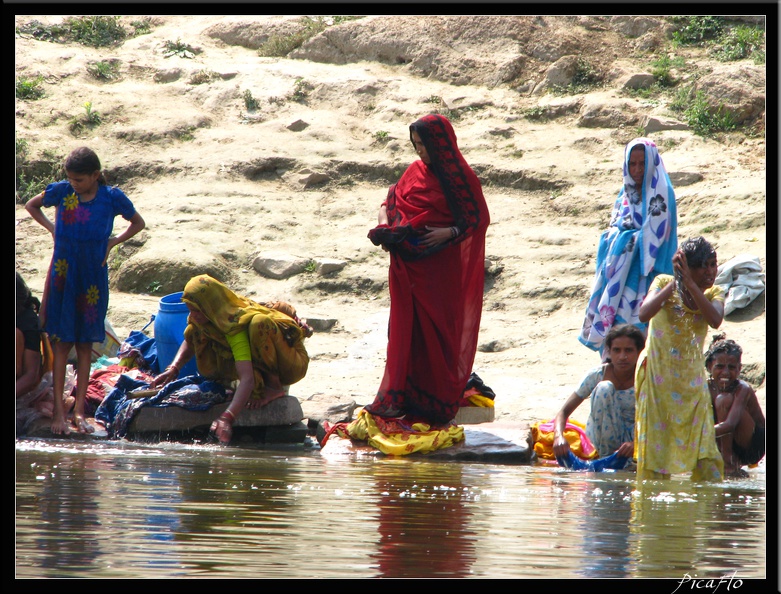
[531, 418, 598, 461]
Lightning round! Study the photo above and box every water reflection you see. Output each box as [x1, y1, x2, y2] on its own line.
[629, 478, 767, 579]
[369, 462, 476, 578]
[15, 440, 766, 579]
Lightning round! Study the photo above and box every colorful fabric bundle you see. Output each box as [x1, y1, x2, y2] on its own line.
[322, 408, 465, 456]
[531, 418, 598, 461]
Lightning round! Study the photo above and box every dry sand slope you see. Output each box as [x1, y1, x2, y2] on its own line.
[14, 15, 766, 424]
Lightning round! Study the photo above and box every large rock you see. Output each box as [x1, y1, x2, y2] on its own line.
[128, 394, 304, 433]
[693, 65, 766, 125]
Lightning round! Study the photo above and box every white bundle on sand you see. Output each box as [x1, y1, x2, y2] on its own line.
[715, 255, 766, 316]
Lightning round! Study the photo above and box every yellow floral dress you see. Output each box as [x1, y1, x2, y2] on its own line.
[634, 275, 724, 481]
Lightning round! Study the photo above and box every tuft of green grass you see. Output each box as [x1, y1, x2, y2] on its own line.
[290, 77, 312, 102]
[129, 17, 153, 36]
[163, 38, 196, 58]
[522, 105, 548, 120]
[373, 130, 390, 143]
[63, 15, 127, 47]
[87, 60, 121, 81]
[17, 16, 152, 47]
[69, 101, 102, 134]
[258, 16, 362, 57]
[16, 142, 64, 204]
[189, 69, 216, 85]
[550, 57, 602, 95]
[670, 16, 724, 46]
[304, 260, 317, 273]
[16, 75, 45, 100]
[683, 91, 737, 136]
[650, 54, 685, 87]
[243, 89, 260, 111]
[712, 25, 765, 62]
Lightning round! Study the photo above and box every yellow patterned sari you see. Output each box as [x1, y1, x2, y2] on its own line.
[182, 274, 309, 406]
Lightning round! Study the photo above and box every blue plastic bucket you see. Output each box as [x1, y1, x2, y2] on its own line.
[154, 291, 199, 377]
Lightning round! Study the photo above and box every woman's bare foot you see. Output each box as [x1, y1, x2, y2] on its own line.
[51, 415, 71, 435]
[73, 414, 95, 434]
[209, 414, 233, 444]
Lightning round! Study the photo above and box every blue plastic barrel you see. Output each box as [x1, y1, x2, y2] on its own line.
[154, 291, 199, 377]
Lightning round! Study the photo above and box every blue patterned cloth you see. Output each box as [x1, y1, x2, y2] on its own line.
[556, 450, 630, 472]
[579, 138, 677, 353]
[95, 374, 229, 439]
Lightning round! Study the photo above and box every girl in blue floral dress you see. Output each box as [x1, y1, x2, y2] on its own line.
[25, 147, 145, 435]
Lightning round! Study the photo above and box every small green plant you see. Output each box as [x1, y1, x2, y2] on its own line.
[16, 75, 45, 100]
[64, 15, 127, 47]
[83, 101, 101, 125]
[87, 60, 120, 81]
[189, 69, 216, 85]
[304, 260, 317, 273]
[16, 143, 64, 204]
[129, 17, 153, 36]
[373, 130, 390, 143]
[146, 281, 162, 294]
[683, 91, 737, 136]
[291, 77, 312, 102]
[522, 105, 548, 120]
[69, 101, 102, 134]
[551, 57, 602, 95]
[712, 25, 765, 62]
[243, 89, 260, 111]
[671, 16, 724, 46]
[258, 16, 328, 57]
[424, 95, 442, 104]
[650, 54, 684, 87]
[163, 38, 196, 58]
[17, 16, 147, 47]
[175, 126, 197, 142]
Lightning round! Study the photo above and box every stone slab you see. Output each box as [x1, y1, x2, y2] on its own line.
[128, 394, 303, 433]
[319, 420, 532, 464]
[454, 406, 495, 425]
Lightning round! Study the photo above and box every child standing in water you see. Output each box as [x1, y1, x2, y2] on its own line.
[634, 236, 724, 481]
[25, 147, 145, 435]
[705, 335, 766, 478]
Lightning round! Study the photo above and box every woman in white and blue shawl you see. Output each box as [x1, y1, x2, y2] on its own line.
[579, 137, 677, 354]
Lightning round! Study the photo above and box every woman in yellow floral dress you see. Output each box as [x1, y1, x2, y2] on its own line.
[635, 236, 724, 481]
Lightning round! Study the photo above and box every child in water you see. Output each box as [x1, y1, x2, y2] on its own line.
[634, 236, 724, 481]
[705, 334, 765, 478]
[25, 146, 145, 435]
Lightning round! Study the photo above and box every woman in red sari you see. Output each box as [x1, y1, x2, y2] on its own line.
[367, 114, 490, 426]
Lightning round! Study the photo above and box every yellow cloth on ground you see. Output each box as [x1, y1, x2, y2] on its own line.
[337, 408, 465, 456]
[466, 394, 494, 407]
[532, 418, 599, 461]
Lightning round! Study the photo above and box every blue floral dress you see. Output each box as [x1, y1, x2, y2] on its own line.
[42, 181, 137, 344]
[575, 364, 635, 456]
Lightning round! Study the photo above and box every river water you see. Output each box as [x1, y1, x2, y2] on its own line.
[15, 438, 766, 580]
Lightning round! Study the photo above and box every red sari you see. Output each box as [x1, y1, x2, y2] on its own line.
[367, 114, 490, 425]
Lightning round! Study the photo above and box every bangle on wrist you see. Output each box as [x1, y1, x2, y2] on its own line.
[166, 363, 179, 374]
[222, 409, 236, 423]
